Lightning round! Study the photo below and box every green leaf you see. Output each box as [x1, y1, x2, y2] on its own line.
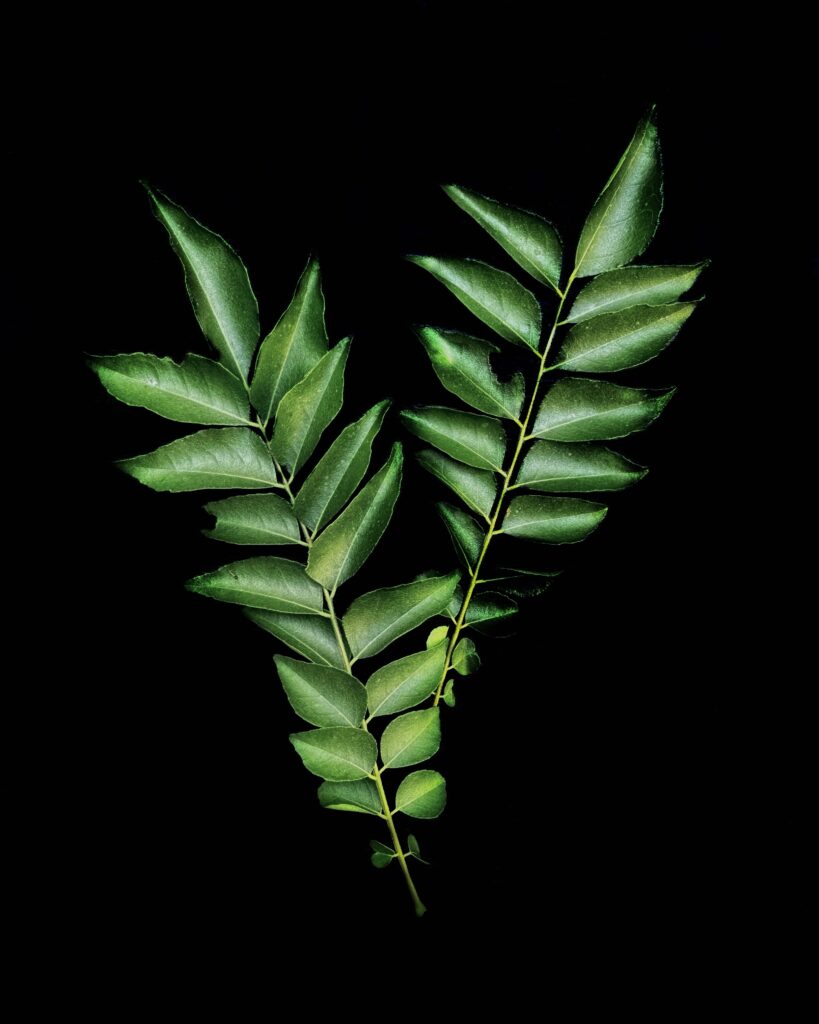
[552, 302, 697, 374]
[437, 503, 484, 573]
[251, 258, 328, 427]
[380, 708, 441, 770]
[531, 378, 675, 442]
[426, 625, 449, 648]
[318, 779, 382, 816]
[89, 352, 251, 426]
[478, 567, 558, 599]
[451, 638, 480, 675]
[417, 449, 496, 520]
[370, 839, 395, 868]
[290, 727, 377, 781]
[245, 610, 346, 668]
[187, 556, 324, 614]
[307, 444, 403, 592]
[442, 679, 456, 707]
[366, 643, 447, 719]
[416, 327, 524, 421]
[204, 493, 301, 545]
[574, 110, 663, 278]
[394, 770, 447, 819]
[275, 656, 367, 728]
[407, 833, 424, 859]
[343, 572, 459, 662]
[294, 400, 390, 533]
[147, 188, 259, 381]
[401, 405, 506, 472]
[466, 594, 518, 627]
[118, 428, 277, 492]
[408, 255, 541, 350]
[442, 184, 562, 291]
[568, 263, 707, 322]
[500, 496, 607, 543]
[515, 440, 647, 492]
[270, 338, 350, 475]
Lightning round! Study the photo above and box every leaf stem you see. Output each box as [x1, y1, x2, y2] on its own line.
[263, 433, 426, 916]
[432, 272, 577, 705]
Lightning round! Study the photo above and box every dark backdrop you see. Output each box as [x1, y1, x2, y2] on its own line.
[24, 5, 810, 972]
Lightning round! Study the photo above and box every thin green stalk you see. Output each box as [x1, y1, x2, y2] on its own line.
[255, 422, 425, 915]
[432, 272, 577, 705]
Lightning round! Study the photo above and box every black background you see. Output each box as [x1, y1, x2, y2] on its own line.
[22, 4, 812, 975]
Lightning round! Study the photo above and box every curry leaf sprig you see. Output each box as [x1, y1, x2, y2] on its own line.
[405, 109, 707, 709]
[91, 191, 459, 915]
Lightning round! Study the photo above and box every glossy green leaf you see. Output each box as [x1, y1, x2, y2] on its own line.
[89, 352, 251, 426]
[204, 493, 301, 545]
[270, 338, 350, 475]
[401, 405, 506, 472]
[147, 188, 259, 381]
[118, 428, 277, 492]
[552, 302, 696, 373]
[500, 496, 607, 543]
[466, 594, 518, 627]
[294, 400, 390, 533]
[251, 259, 328, 427]
[417, 449, 496, 520]
[366, 642, 447, 719]
[380, 708, 441, 770]
[451, 638, 480, 675]
[442, 679, 456, 707]
[438, 503, 484, 572]
[275, 656, 367, 728]
[531, 378, 676, 442]
[416, 327, 524, 421]
[515, 440, 647, 492]
[317, 778, 382, 816]
[290, 727, 377, 781]
[574, 110, 663, 278]
[343, 572, 459, 662]
[443, 184, 562, 291]
[187, 556, 324, 614]
[568, 263, 707, 322]
[394, 770, 447, 819]
[370, 839, 395, 868]
[426, 625, 449, 648]
[408, 255, 541, 350]
[245, 609, 346, 668]
[307, 444, 402, 592]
